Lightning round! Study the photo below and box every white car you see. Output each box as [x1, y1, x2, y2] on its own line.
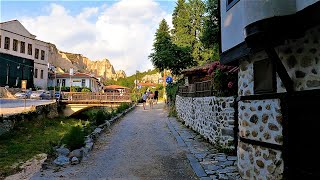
[14, 90, 32, 99]
[30, 90, 51, 100]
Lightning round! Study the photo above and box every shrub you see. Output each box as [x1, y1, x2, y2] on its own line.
[81, 88, 91, 92]
[116, 103, 130, 114]
[95, 110, 107, 125]
[61, 126, 85, 151]
[208, 61, 238, 96]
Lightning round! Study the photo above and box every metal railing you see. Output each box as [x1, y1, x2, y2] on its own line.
[60, 92, 131, 103]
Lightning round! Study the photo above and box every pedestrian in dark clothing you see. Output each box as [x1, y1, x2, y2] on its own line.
[154, 90, 158, 104]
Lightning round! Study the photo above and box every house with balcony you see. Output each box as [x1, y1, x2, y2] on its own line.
[220, 0, 320, 179]
[0, 20, 49, 89]
[55, 73, 103, 92]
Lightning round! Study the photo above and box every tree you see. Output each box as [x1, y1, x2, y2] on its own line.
[149, 19, 196, 75]
[171, 0, 192, 48]
[201, 0, 220, 60]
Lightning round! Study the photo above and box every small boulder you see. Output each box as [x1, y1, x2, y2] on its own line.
[69, 149, 83, 159]
[56, 146, 70, 156]
[85, 142, 94, 151]
[53, 156, 70, 166]
[71, 157, 79, 165]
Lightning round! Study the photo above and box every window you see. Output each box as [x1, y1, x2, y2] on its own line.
[4, 37, 10, 50]
[20, 41, 25, 53]
[13, 39, 18, 51]
[0, 35, 1, 48]
[35, 48, 39, 59]
[41, 50, 45, 60]
[28, 44, 32, 55]
[254, 59, 276, 94]
[62, 79, 66, 87]
[34, 68, 38, 78]
[40, 70, 44, 79]
[57, 79, 60, 85]
[81, 79, 86, 87]
[226, 0, 240, 11]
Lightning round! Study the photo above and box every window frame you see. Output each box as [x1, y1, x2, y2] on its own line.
[0, 35, 2, 48]
[41, 50, 45, 60]
[253, 58, 277, 94]
[81, 79, 86, 87]
[35, 48, 39, 59]
[13, 39, 18, 51]
[20, 41, 25, 53]
[28, 44, 32, 55]
[34, 68, 38, 78]
[40, 69, 44, 79]
[4, 37, 10, 50]
[226, 0, 240, 11]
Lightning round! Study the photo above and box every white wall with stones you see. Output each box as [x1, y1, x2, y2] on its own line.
[176, 95, 235, 148]
[236, 24, 320, 180]
[238, 141, 284, 179]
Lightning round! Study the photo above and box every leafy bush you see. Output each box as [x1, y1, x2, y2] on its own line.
[61, 126, 85, 151]
[208, 61, 238, 96]
[81, 87, 92, 92]
[95, 110, 107, 125]
[116, 103, 130, 114]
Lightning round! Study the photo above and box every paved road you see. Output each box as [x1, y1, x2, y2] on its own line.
[32, 102, 197, 180]
[0, 99, 54, 116]
[0, 99, 53, 108]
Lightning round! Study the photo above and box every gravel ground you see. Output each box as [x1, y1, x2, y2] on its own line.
[31, 102, 197, 180]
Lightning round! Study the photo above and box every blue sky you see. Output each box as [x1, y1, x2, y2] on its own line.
[0, 0, 177, 75]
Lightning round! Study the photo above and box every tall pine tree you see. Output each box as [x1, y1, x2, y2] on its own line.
[171, 0, 192, 48]
[201, 0, 220, 60]
[149, 19, 196, 75]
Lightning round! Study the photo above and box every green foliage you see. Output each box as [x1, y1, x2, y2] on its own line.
[0, 117, 83, 177]
[61, 126, 85, 151]
[149, 19, 196, 75]
[95, 110, 107, 125]
[47, 86, 92, 92]
[81, 87, 91, 92]
[116, 103, 130, 114]
[168, 105, 178, 117]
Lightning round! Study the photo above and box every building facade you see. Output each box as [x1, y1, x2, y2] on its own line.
[55, 73, 102, 92]
[0, 20, 49, 89]
[220, 0, 320, 179]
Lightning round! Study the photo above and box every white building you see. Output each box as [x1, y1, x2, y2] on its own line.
[0, 20, 49, 89]
[55, 73, 103, 92]
[220, 0, 320, 179]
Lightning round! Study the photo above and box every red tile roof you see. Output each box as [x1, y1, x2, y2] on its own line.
[56, 73, 95, 78]
[138, 82, 157, 87]
[104, 85, 130, 90]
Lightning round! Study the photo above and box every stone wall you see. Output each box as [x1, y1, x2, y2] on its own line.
[238, 25, 320, 96]
[238, 99, 283, 145]
[236, 25, 320, 179]
[238, 141, 283, 179]
[0, 102, 59, 135]
[176, 95, 235, 148]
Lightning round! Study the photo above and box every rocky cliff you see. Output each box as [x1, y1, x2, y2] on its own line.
[48, 44, 126, 81]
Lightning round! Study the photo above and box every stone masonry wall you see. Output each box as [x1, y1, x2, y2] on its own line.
[238, 25, 320, 96]
[238, 141, 283, 179]
[176, 95, 235, 148]
[236, 25, 320, 180]
[238, 99, 283, 145]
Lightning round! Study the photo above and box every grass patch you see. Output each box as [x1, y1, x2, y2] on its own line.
[0, 117, 84, 177]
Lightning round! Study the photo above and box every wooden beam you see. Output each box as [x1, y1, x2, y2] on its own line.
[265, 48, 294, 93]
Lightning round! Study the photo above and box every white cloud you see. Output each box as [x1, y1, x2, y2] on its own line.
[20, 0, 172, 76]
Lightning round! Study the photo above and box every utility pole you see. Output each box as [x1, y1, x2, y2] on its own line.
[163, 69, 166, 103]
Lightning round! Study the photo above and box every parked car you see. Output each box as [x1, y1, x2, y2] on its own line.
[14, 90, 32, 99]
[55, 91, 62, 100]
[30, 90, 51, 100]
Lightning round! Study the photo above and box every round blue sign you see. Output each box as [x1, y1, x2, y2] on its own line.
[166, 76, 173, 84]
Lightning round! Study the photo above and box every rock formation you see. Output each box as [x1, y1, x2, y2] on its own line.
[47, 44, 126, 81]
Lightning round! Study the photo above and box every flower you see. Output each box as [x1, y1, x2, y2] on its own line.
[228, 81, 234, 89]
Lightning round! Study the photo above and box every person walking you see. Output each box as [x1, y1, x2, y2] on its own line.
[142, 92, 148, 110]
[154, 90, 158, 104]
[148, 91, 154, 109]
